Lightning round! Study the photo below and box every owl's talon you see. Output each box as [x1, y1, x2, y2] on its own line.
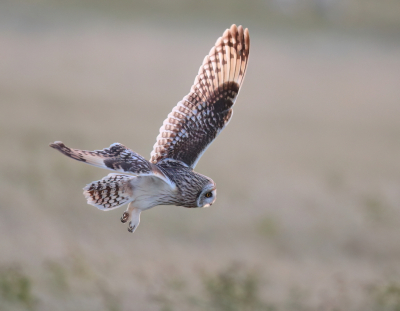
[128, 225, 135, 233]
[121, 212, 129, 223]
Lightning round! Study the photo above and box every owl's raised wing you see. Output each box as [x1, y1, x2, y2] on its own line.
[150, 24, 250, 169]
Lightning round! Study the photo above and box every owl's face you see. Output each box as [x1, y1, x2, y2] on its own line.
[197, 184, 217, 208]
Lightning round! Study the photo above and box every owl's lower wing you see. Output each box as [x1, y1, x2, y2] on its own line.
[50, 141, 172, 185]
[150, 24, 250, 169]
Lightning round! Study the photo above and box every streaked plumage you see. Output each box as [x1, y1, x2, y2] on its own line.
[50, 25, 250, 233]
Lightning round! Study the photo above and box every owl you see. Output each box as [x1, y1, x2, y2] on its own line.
[50, 24, 250, 233]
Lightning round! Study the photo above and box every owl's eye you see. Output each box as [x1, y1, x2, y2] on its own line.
[205, 192, 212, 198]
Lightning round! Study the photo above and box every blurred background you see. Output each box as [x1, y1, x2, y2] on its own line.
[1, 0, 400, 310]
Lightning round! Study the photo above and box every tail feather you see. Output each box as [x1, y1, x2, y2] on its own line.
[83, 173, 134, 210]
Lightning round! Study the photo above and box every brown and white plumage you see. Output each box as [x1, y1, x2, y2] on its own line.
[50, 141, 172, 185]
[50, 25, 250, 233]
[150, 24, 250, 168]
[83, 173, 135, 210]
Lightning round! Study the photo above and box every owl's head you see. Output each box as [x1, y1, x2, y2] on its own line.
[197, 183, 217, 208]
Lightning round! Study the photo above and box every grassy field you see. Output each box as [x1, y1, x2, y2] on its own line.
[1, 1, 400, 310]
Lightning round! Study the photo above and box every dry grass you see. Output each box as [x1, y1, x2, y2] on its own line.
[1, 1, 400, 310]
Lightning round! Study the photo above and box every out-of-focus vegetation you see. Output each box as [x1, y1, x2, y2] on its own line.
[0, 266, 35, 310]
[1, 0, 400, 310]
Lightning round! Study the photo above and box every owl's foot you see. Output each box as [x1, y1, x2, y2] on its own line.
[122, 203, 141, 233]
[121, 211, 130, 223]
[127, 222, 136, 233]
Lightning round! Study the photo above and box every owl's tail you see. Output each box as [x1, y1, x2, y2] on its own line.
[83, 173, 135, 210]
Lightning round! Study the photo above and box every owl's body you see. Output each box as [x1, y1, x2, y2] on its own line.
[50, 25, 250, 233]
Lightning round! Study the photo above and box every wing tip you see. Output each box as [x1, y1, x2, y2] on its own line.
[49, 141, 64, 149]
[244, 28, 250, 54]
[222, 28, 230, 41]
[215, 36, 223, 47]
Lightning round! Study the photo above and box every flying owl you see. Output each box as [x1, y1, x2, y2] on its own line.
[50, 24, 250, 233]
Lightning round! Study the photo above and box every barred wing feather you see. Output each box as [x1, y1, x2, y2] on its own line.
[150, 24, 250, 168]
